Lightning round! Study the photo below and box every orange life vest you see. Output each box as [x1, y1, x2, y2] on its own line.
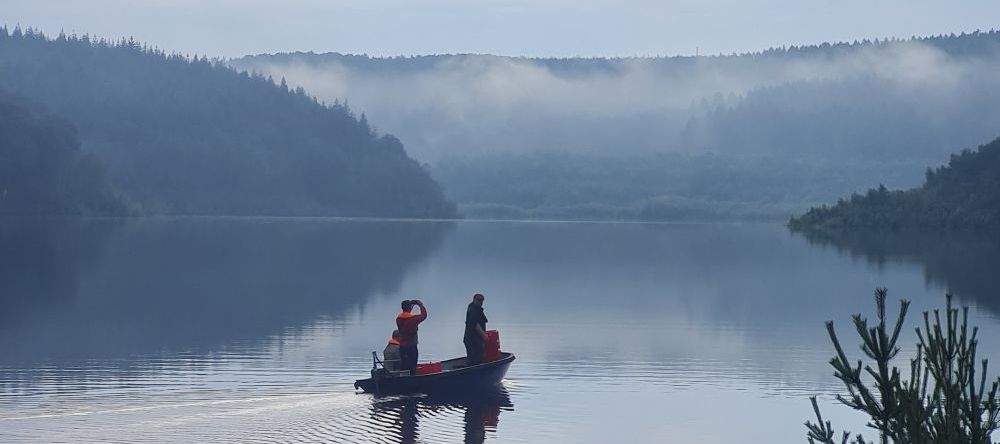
[396, 310, 426, 347]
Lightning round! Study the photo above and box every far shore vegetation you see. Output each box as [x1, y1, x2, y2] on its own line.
[790, 137, 1000, 232]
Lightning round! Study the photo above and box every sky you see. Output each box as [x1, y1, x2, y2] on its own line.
[3, 0, 999, 58]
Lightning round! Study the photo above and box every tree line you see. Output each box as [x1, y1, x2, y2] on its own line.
[0, 26, 455, 217]
[0, 91, 125, 215]
[789, 137, 1000, 231]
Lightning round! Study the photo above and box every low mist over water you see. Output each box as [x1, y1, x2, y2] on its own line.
[3, 218, 999, 442]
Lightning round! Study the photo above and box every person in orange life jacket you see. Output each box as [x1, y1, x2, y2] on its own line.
[383, 329, 401, 371]
[464, 293, 488, 366]
[396, 299, 427, 375]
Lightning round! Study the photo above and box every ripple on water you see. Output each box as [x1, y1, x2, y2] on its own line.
[0, 345, 840, 443]
[0, 371, 525, 444]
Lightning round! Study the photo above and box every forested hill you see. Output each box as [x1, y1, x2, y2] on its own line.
[243, 30, 1000, 73]
[233, 31, 1000, 221]
[236, 30, 1000, 164]
[0, 27, 455, 218]
[789, 137, 1000, 231]
[0, 92, 125, 215]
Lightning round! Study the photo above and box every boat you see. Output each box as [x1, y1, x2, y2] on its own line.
[354, 352, 516, 395]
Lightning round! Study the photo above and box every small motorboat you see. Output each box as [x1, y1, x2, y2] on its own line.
[354, 352, 516, 395]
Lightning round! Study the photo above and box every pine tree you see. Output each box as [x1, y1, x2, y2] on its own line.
[806, 289, 1000, 444]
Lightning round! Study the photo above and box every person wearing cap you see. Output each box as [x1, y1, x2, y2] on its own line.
[464, 293, 488, 366]
[383, 329, 401, 371]
[396, 299, 427, 375]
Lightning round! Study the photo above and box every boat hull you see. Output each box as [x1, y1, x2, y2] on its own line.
[355, 352, 515, 395]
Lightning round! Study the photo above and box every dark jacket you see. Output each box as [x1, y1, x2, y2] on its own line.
[464, 302, 488, 341]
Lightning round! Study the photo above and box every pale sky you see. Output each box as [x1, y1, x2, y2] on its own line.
[3, 0, 999, 58]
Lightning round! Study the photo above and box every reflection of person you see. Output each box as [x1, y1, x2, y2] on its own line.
[368, 388, 511, 444]
[399, 400, 419, 444]
[396, 299, 427, 375]
[464, 293, 488, 366]
[383, 329, 401, 371]
[463, 402, 497, 444]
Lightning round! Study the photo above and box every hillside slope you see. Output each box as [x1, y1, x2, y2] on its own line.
[235, 31, 1000, 164]
[0, 92, 125, 215]
[0, 27, 455, 217]
[234, 31, 1000, 221]
[789, 137, 1000, 231]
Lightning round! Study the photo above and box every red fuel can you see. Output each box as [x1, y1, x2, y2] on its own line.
[484, 330, 502, 362]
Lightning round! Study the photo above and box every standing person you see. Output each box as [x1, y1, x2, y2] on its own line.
[464, 293, 488, 366]
[396, 299, 427, 375]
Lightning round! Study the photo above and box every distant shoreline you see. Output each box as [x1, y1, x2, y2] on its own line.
[0, 214, 789, 226]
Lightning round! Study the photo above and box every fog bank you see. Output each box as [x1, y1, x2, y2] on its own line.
[233, 33, 1000, 163]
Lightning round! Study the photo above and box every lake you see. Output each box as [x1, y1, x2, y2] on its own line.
[2, 218, 999, 443]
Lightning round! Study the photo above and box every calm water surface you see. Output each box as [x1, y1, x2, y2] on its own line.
[2, 218, 999, 443]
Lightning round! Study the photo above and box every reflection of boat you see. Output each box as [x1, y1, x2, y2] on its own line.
[368, 385, 514, 444]
[354, 352, 516, 395]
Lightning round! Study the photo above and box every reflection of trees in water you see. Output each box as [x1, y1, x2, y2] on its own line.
[793, 229, 1000, 313]
[0, 218, 452, 363]
[0, 218, 117, 325]
[368, 386, 513, 444]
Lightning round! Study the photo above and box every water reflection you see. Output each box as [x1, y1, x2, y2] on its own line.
[367, 386, 513, 444]
[7, 220, 1000, 443]
[793, 229, 1000, 314]
[0, 218, 116, 325]
[0, 217, 451, 366]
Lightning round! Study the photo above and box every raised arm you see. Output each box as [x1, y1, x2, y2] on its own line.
[414, 300, 428, 322]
